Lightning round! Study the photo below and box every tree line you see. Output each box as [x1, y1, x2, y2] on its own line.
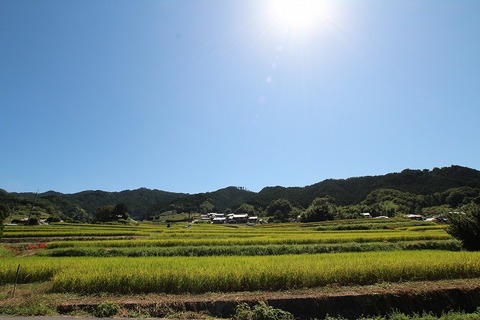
[2, 165, 480, 224]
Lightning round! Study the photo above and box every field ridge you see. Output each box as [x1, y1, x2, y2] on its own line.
[15, 278, 480, 319]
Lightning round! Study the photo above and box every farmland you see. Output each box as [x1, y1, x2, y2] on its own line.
[1, 218, 480, 319]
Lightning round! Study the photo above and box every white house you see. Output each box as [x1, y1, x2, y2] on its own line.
[212, 217, 226, 224]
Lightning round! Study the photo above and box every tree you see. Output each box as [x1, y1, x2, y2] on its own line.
[446, 204, 480, 251]
[199, 200, 215, 214]
[266, 199, 292, 219]
[0, 204, 7, 239]
[95, 203, 130, 222]
[363, 188, 421, 216]
[300, 196, 336, 222]
[112, 203, 129, 220]
[95, 205, 116, 222]
[236, 203, 255, 215]
[27, 217, 39, 225]
[444, 187, 480, 208]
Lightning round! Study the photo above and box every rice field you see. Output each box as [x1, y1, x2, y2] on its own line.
[1, 251, 480, 294]
[41, 240, 461, 257]
[1, 218, 476, 295]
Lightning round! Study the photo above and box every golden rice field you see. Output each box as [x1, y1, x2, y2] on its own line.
[1, 251, 480, 294]
[1, 218, 476, 295]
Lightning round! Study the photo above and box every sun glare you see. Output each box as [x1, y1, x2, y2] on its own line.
[269, 0, 331, 32]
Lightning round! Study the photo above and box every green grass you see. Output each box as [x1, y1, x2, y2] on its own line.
[0, 245, 14, 257]
[40, 240, 461, 257]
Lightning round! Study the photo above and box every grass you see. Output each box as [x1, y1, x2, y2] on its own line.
[0, 245, 14, 257]
[40, 240, 461, 257]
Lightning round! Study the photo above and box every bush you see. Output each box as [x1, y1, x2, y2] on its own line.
[233, 302, 293, 320]
[46, 216, 62, 223]
[0, 210, 6, 239]
[95, 301, 120, 317]
[27, 217, 39, 225]
[0, 302, 56, 316]
[446, 205, 480, 251]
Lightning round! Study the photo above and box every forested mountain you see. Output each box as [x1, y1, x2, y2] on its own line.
[2, 165, 480, 222]
[6, 188, 186, 221]
[259, 165, 480, 207]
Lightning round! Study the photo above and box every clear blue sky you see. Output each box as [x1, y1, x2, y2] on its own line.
[1, 0, 479, 194]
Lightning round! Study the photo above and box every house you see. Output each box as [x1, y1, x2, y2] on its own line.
[212, 217, 226, 224]
[406, 214, 424, 220]
[227, 214, 249, 223]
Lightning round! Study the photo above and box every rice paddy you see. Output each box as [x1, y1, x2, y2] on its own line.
[0, 218, 476, 295]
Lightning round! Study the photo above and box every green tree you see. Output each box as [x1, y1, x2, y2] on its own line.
[446, 204, 480, 251]
[27, 217, 39, 225]
[236, 203, 255, 215]
[300, 196, 336, 222]
[363, 188, 421, 215]
[95, 204, 130, 222]
[199, 200, 215, 214]
[0, 204, 7, 239]
[95, 205, 115, 222]
[112, 203, 129, 220]
[272, 210, 284, 222]
[266, 199, 292, 220]
[444, 187, 480, 208]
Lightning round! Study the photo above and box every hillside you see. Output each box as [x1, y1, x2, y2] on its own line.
[2, 165, 480, 221]
[4, 188, 186, 221]
[260, 165, 480, 207]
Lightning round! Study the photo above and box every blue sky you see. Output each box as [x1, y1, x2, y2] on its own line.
[1, 0, 479, 194]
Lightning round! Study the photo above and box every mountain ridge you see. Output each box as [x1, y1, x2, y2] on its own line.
[2, 165, 480, 221]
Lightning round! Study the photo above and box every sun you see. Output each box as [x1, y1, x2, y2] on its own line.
[269, 0, 331, 32]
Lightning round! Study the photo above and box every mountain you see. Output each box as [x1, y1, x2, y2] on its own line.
[138, 165, 480, 215]
[2, 165, 480, 221]
[9, 188, 186, 221]
[64, 188, 186, 218]
[257, 165, 480, 208]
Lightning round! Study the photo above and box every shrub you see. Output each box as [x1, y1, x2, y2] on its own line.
[95, 301, 120, 317]
[27, 217, 39, 225]
[0, 210, 6, 239]
[0, 303, 56, 316]
[446, 206, 480, 251]
[233, 302, 293, 320]
[46, 216, 62, 223]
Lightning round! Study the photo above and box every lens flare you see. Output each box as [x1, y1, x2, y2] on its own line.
[269, 0, 332, 32]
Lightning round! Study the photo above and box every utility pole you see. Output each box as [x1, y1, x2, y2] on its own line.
[28, 189, 39, 223]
